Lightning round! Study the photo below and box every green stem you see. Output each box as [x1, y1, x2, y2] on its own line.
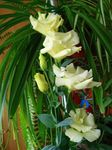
[50, 0, 58, 7]
[50, 129, 53, 144]
[44, 71, 54, 102]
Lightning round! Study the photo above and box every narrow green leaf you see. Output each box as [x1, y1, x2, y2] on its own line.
[104, 79, 112, 91]
[8, 34, 42, 118]
[79, 13, 112, 56]
[103, 96, 112, 107]
[79, 28, 99, 80]
[8, 50, 27, 115]
[64, 6, 74, 27]
[104, 116, 112, 123]
[0, 25, 35, 53]
[12, 114, 20, 150]
[93, 86, 105, 113]
[98, 144, 112, 150]
[0, 17, 29, 35]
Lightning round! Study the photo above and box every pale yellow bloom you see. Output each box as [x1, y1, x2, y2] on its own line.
[30, 13, 63, 36]
[65, 108, 101, 143]
[53, 63, 101, 90]
[39, 53, 47, 70]
[41, 30, 81, 60]
[34, 73, 48, 93]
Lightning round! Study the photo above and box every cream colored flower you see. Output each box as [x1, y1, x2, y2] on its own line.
[30, 13, 63, 36]
[53, 63, 101, 90]
[39, 53, 47, 70]
[34, 73, 48, 93]
[65, 108, 101, 143]
[41, 30, 81, 60]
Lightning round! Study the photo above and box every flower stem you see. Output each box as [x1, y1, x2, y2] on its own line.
[50, 0, 58, 7]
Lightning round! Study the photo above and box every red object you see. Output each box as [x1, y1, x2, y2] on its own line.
[71, 91, 81, 105]
[58, 95, 62, 103]
[106, 107, 112, 116]
[84, 89, 93, 100]
[86, 105, 93, 113]
[69, 50, 85, 58]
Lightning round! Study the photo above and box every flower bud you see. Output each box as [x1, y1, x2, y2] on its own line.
[39, 53, 47, 70]
[34, 73, 48, 93]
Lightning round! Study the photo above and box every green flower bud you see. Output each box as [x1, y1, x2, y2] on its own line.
[34, 73, 48, 93]
[39, 53, 47, 70]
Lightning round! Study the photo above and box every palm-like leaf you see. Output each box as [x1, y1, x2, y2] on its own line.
[0, 0, 112, 149]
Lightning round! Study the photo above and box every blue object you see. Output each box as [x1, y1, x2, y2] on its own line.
[80, 99, 90, 108]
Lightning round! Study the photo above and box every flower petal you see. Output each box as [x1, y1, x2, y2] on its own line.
[84, 113, 96, 128]
[30, 13, 63, 36]
[74, 78, 93, 90]
[87, 81, 102, 88]
[53, 64, 65, 77]
[65, 128, 83, 143]
[84, 129, 101, 142]
[75, 66, 85, 75]
[53, 46, 81, 59]
[70, 109, 92, 132]
[55, 70, 91, 90]
[30, 13, 63, 35]
[70, 124, 92, 132]
[53, 63, 101, 90]
[55, 77, 73, 89]
[69, 110, 76, 120]
[41, 30, 81, 60]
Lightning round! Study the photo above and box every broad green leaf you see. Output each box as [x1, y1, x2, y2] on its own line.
[56, 117, 73, 127]
[38, 114, 56, 128]
[42, 145, 58, 150]
[61, 58, 75, 67]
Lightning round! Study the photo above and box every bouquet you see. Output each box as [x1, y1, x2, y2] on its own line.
[0, 0, 112, 150]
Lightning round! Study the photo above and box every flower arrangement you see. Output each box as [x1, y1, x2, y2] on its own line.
[29, 12, 102, 149]
[1, 1, 112, 150]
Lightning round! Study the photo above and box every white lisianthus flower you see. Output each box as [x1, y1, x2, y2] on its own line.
[41, 30, 81, 60]
[34, 73, 48, 93]
[65, 108, 101, 143]
[53, 63, 101, 90]
[30, 13, 63, 36]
